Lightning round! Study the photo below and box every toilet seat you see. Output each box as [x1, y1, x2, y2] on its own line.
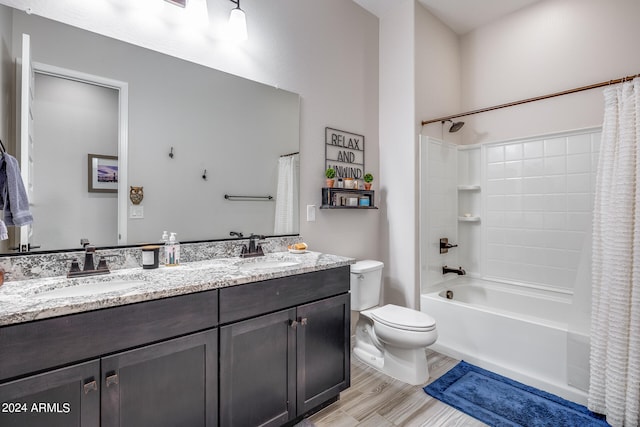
[369, 304, 436, 332]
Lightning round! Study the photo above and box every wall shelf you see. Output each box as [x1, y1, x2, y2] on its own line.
[321, 188, 377, 209]
[458, 216, 481, 222]
[457, 185, 481, 191]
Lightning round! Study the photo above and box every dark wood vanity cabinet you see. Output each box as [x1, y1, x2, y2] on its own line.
[0, 265, 350, 427]
[219, 267, 351, 427]
[0, 290, 219, 427]
[0, 360, 100, 427]
[101, 329, 218, 427]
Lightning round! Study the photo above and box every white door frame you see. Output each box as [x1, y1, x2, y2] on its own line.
[32, 62, 129, 245]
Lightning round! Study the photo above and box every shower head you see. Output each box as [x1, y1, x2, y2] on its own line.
[443, 119, 465, 133]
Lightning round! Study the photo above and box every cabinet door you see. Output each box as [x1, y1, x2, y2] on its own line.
[296, 293, 350, 415]
[0, 360, 100, 427]
[220, 308, 296, 427]
[101, 328, 217, 427]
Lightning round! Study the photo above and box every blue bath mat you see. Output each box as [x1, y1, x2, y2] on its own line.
[424, 361, 609, 427]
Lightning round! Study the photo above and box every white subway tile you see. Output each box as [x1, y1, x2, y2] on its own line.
[545, 194, 567, 212]
[567, 174, 590, 193]
[523, 177, 545, 194]
[567, 153, 591, 174]
[523, 212, 544, 229]
[504, 160, 523, 178]
[504, 178, 523, 194]
[567, 134, 591, 154]
[567, 212, 592, 231]
[504, 211, 524, 228]
[591, 133, 602, 153]
[505, 143, 523, 160]
[487, 145, 505, 162]
[563, 231, 586, 251]
[568, 193, 593, 212]
[545, 175, 566, 194]
[523, 194, 545, 211]
[545, 137, 567, 156]
[523, 158, 544, 177]
[524, 140, 544, 158]
[543, 212, 567, 230]
[522, 229, 547, 247]
[545, 248, 568, 268]
[487, 195, 505, 211]
[487, 162, 505, 179]
[486, 179, 505, 195]
[544, 156, 566, 175]
[504, 195, 523, 211]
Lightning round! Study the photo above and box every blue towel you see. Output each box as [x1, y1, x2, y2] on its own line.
[0, 153, 33, 227]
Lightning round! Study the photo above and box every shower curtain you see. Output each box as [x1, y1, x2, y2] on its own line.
[273, 155, 297, 234]
[589, 77, 640, 427]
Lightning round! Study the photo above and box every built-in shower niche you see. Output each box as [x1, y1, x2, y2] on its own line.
[457, 146, 482, 278]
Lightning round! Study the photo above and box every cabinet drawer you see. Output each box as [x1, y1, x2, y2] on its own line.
[0, 290, 218, 382]
[219, 266, 350, 324]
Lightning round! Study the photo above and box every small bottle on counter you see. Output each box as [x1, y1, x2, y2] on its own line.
[164, 232, 180, 266]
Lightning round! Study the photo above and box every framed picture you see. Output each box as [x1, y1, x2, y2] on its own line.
[88, 154, 118, 193]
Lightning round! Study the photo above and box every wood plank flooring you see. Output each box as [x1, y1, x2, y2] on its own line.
[297, 350, 487, 427]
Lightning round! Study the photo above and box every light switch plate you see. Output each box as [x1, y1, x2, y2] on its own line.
[130, 205, 144, 219]
[307, 205, 316, 222]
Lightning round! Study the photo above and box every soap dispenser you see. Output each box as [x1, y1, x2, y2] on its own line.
[164, 232, 180, 266]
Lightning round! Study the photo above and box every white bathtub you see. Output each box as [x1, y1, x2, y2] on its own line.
[421, 277, 589, 405]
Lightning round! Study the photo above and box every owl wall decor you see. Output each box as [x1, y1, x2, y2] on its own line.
[129, 186, 144, 205]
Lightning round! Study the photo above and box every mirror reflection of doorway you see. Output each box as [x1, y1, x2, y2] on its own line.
[31, 72, 119, 250]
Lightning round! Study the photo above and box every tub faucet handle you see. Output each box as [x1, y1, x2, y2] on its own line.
[440, 238, 458, 254]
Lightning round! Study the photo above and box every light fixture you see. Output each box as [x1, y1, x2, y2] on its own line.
[228, 0, 248, 41]
[165, 0, 187, 7]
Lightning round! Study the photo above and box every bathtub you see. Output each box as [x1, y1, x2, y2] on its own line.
[421, 277, 589, 405]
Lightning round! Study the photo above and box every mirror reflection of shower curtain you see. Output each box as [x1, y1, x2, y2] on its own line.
[274, 154, 298, 234]
[589, 77, 640, 427]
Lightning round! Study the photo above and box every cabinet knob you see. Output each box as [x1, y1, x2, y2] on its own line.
[289, 319, 298, 329]
[83, 379, 98, 394]
[106, 373, 119, 387]
[300, 317, 308, 326]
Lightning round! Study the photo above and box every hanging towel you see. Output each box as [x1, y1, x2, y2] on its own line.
[0, 153, 33, 227]
[0, 219, 7, 240]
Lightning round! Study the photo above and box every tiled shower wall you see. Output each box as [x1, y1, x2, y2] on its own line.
[483, 128, 600, 290]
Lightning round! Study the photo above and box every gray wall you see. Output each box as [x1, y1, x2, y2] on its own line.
[32, 74, 118, 249]
[0, 4, 13, 252]
[10, 10, 299, 247]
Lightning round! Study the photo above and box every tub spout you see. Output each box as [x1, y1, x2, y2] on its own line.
[443, 265, 466, 275]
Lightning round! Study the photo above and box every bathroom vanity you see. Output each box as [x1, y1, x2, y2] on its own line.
[0, 252, 352, 427]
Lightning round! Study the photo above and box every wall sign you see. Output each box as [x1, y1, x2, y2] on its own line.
[325, 127, 364, 179]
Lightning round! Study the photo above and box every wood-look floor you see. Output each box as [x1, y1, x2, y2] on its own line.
[297, 350, 488, 427]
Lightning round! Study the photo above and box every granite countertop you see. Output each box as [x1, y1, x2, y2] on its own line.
[0, 251, 354, 327]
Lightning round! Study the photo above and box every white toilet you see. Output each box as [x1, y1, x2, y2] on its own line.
[351, 260, 437, 385]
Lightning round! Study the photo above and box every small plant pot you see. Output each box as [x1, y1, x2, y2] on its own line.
[326, 179, 335, 188]
[364, 183, 372, 190]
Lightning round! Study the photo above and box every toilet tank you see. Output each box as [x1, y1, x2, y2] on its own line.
[350, 260, 384, 311]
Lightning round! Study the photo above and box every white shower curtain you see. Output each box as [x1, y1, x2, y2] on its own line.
[273, 155, 297, 234]
[589, 77, 640, 427]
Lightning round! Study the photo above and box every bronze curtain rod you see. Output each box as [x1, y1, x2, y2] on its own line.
[421, 73, 640, 126]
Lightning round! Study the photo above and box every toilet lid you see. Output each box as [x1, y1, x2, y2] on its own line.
[370, 304, 436, 332]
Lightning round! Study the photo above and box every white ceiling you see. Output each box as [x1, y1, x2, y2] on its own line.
[354, 0, 542, 35]
[418, 0, 541, 34]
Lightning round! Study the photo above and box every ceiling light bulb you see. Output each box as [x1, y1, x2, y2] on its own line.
[228, 6, 247, 41]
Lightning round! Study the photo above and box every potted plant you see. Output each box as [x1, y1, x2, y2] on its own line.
[363, 173, 373, 190]
[325, 167, 336, 187]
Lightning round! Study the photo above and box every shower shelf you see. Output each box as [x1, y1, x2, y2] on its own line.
[457, 185, 481, 191]
[458, 216, 480, 222]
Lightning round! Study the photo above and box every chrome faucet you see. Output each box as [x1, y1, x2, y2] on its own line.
[443, 265, 466, 275]
[240, 234, 265, 258]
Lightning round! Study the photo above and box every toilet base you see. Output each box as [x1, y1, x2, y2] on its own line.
[354, 341, 430, 385]
[353, 316, 432, 385]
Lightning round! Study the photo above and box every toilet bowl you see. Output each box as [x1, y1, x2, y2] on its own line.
[351, 260, 438, 385]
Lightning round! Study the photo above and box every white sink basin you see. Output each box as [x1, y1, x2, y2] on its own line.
[239, 260, 300, 271]
[35, 280, 146, 299]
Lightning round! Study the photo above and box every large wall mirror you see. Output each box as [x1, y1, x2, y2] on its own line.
[0, 5, 300, 254]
